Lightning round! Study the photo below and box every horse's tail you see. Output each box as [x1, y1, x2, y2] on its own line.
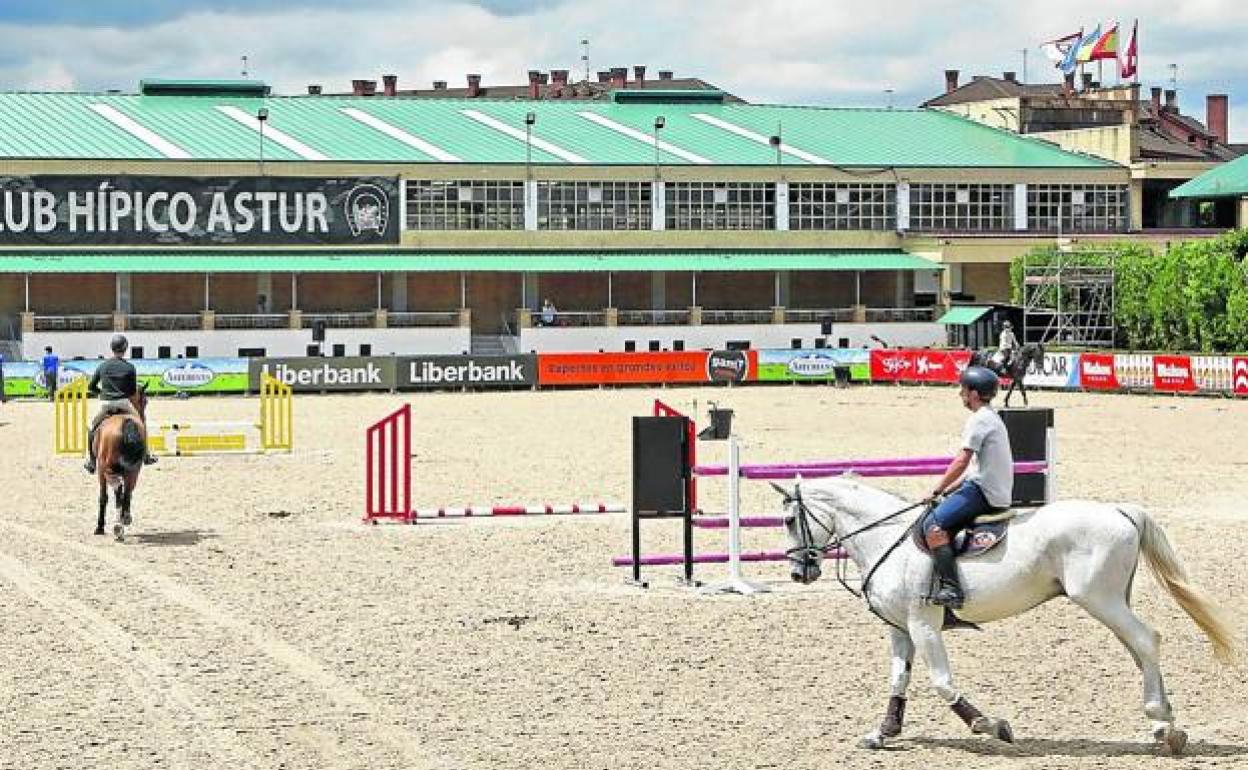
[107, 418, 146, 474]
[1127, 505, 1239, 664]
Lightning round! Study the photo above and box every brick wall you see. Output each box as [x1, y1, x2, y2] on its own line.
[789, 272, 855, 308]
[30, 275, 114, 313]
[406, 272, 461, 311]
[132, 274, 202, 313]
[961, 263, 1010, 303]
[697, 272, 773, 309]
[298, 274, 374, 311]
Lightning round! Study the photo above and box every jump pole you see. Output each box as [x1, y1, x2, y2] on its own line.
[364, 404, 623, 525]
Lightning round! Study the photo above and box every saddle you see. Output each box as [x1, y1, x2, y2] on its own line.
[911, 507, 1015, 558]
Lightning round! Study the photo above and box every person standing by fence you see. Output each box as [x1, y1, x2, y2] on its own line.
[41, 346, 59, 401]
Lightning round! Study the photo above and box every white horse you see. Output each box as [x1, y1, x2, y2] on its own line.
[777, 476, 1238, 754]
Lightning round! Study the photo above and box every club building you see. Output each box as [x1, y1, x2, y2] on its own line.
[0, 71, 1239, 361]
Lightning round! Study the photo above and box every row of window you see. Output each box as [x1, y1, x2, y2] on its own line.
[403, 181, 1129, 232]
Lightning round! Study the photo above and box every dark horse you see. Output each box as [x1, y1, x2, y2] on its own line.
[969, 343, 1045, 407]
[94, 388, 148, 541]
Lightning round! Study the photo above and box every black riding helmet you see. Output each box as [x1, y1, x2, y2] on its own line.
[959, 365, 999, 400]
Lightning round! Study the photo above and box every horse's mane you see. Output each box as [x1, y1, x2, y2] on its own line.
[801, 476, 915, 528]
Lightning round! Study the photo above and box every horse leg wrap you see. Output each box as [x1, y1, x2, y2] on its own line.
[879, 696, 906, 737]
[950, 696, 986, 731]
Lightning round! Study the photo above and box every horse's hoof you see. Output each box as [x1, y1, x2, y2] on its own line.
[120, 512, 132, 526]
[879, 717, 902, 738]
[93, 527, 105, 536]
[993, 719, 1014, 744]
[859, 731, 886, 750]
[113, 524, 125, 542]
[1161, 727, 1187, 756]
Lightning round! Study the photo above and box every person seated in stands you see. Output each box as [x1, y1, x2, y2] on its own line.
[540, 298, 558, 327]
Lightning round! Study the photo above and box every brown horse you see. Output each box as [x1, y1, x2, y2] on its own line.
[94, 388, 148, 540]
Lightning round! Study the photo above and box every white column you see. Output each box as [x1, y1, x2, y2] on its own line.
[896, 182, 911, 231]
[1014, 183, 1028, 231]
[651, 181, 666, 231]
[291, 273, 297, 309]
[24, 273, 30, 312]
[650, 272, 666, 309]
[391, 271, 408, 311]
[116, 273, 131, 312]
[204, 273, 211, 311]
[775, 181, 790, 231]
[524, 180, 538, 231]
[702, 435, 768, 596]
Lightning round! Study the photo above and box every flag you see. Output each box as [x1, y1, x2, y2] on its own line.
[1074, 24, 1102, 64]
[1060, 27, 1092, 74]
[1088, 21, 1119, 61]
[1120, 20, 1139, 79]
[1040, 32, 1081, 67]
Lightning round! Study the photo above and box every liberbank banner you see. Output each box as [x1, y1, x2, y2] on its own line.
[0, 175, 399, 245]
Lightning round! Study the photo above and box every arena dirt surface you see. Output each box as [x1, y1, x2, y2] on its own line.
[2, 385, 1246, 770]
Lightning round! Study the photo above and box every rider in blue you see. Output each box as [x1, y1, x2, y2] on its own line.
[923, 366, 1014, 609]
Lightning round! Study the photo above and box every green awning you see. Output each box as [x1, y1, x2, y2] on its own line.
[0, 250, 943, 274]
[1170, 154, 1248, 198]
[936, 305, 992, 325]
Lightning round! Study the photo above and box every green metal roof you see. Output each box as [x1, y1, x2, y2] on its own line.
[0, 91, 1118, 168]
[936, 305, 992, 325]
[0, 250, 940, 273]
[1170, 154, 1248, 198]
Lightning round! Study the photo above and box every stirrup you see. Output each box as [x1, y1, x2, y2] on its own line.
[930, 584, 964, 609]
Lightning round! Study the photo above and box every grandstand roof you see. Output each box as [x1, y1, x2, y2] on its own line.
[0, 91, 1116, 168]
[1170, 152, 1248, 198]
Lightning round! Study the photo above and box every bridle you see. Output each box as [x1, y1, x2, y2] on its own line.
[778, 481, 925, 602]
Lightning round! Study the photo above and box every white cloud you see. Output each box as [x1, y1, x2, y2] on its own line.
[0, 0, 1246, 139]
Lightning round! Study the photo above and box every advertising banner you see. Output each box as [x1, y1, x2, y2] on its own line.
[0, 175, 400, 246]
[537, 351, 755, 386]
[1113, 353, 1154, 390]
[1022, 352, 1081, 389]
[1, 357, 248, 397]
[1234, 357, 1248, 396]
[869, 349, 970, 383]
[1151, 355, 1197, 393]
[756, 349, 870, 382]
[398, 355, 537, 389]
[1078, 353, 1119, 390]
[1190, 356, 1234, 393]
[250, 357, 397, 392]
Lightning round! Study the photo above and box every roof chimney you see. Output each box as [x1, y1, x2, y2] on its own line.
[1150, 86, 1162, 114]
[382, 74, 397, 97]
[433, 80, 447, 90]
[1207, 94, 1229, 144]
[597, 70, 611, 83]
[609, 67, 627, 89]
[1081, 72, 1093, 90]
[307, 84, 322, 95]
[1003, 71, 1016, 83]
[1063, 72, 1075, 96]
[551, 69, 569, 87]
[658, 69, 674, 81]
[467, 73, 481, 98]
[944, 69, 959, 93]
[633, 65, 646, 89]
[351, 79, 366, 96]
[1164, 88, 1177, 111]
[528, 69, 541, 99]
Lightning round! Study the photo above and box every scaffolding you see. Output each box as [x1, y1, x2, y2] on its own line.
[1022, 247, 1116, 347]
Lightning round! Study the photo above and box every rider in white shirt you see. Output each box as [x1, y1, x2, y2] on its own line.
[991, 320, 1019, 371]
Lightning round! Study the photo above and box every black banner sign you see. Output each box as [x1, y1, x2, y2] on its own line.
[0, 175, 399, 246]
[249, 357, 397, 392]
[398, 355, 537, 389]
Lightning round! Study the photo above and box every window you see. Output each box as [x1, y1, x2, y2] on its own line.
[665, 182, 775, 230]
[537, 181, 651, 230]
[404, 180, 525, 230]
[1027, 184, 1128, 232]
[909, 184, 1014, 232]
[789, 183, 896, 230]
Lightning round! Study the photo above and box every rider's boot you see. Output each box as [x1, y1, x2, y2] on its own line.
[83, 427, 97, 474]
[925, 527, 964, 609]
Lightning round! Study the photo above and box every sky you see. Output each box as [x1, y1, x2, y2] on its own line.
[2, 0, 1247, 140]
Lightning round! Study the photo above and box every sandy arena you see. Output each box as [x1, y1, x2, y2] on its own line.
[1, 385, 1246, 770]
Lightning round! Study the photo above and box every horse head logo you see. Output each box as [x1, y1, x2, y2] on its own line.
[344, 183, 389, 237]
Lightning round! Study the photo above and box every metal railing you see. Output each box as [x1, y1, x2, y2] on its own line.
[301, 312, 375, 329]
[784, 308, 855, 324]
[533, 311, 607, 328]
[701, 309, 776, 325]
[864, 307, 935, 322]
[617, 309, 692, 326]
[214, 313, 290, 330]
[388, 311, 461, 328]
[127, 314, 203, 331]
[33, 315, 113, 332]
